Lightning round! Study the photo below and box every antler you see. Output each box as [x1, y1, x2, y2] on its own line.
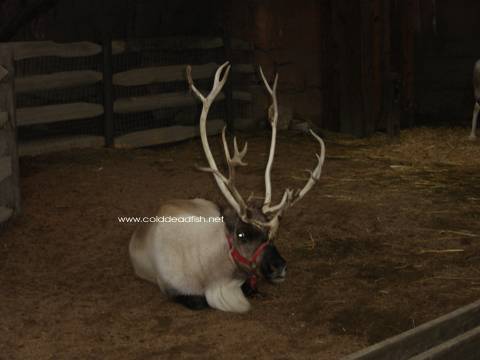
[263, 130, 325, 215]
[187, 62, 248, 218]
[258, 66, 326, 224]
[259, 66, 279, 214]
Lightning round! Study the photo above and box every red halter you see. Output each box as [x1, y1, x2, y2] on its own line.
[226, 234, 269, 290]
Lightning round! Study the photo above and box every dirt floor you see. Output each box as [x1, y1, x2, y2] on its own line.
[1, 127, 480, 359]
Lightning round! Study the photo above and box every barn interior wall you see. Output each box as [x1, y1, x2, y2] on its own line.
[415, 0, 480, 125]
[228, 0, 323, 129]
[3, 0, 478, 134]
[2, 0, 225, 41]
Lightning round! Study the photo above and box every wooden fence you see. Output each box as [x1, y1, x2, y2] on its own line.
[9, 36, 255, 156]
[343, 298, 480, 360]
[0, 44, 21, 225]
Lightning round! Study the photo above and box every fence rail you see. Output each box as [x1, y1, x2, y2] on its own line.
[343, 298, 480, 360]
[10, 36, 255, 156]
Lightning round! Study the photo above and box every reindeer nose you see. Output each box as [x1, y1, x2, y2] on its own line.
[272, 256, 287, 273]
[261, 244, 287, 282]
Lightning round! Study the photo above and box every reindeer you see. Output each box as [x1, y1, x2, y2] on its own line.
[129, 62, 325, 313]
[469, 59, 480, 140]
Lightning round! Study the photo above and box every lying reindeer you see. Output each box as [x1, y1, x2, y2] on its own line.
[470, 59, 480, 140]
[129, 62, 325, 312]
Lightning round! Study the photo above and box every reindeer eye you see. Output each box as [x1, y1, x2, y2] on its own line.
[237, 232, 247, 242]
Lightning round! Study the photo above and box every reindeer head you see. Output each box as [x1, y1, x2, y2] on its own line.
[187, 62, 325, 285]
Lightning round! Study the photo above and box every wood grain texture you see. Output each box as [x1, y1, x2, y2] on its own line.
[115, 119, 225, 148]
[17, 103, 104, 126]
[16, 71, 103, 93]
[13, 41, 102, 60]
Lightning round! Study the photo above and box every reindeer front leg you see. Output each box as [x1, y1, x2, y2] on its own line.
[205, 278, 251, 313]
[469, 102, 479, 140]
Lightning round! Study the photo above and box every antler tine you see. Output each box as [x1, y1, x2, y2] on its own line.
[233, 136, 248, 163]
[221, 127, 248, 167]
[187, 62, 248, 217]
[290, 130, 325, 206]
[263, 188, 293, 214]
[220, 127, 248, 208]
[263, 130, 325, 220]
[259, 66, 280, 213]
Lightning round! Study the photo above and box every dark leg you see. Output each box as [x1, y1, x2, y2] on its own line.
[241, 280, 258, 298]
[173, 295, 209, 310]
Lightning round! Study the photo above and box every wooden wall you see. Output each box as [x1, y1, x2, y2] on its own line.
[0, 44, 21, 225]
[415, 0, 480, 124]
[2, 0, 478, 136]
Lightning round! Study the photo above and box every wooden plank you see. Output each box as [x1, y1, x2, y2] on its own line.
[410, 325, 480, 360]
[0, 111, 7, 128]
[16, 71, 103, 93]
[113, 63, 253, 87]
[19, 135, 105, 157]
[114, 92, 209, 113]
[0, 43, 20, 214]
[12, 41, 102, 60]
[114, 91, 251, 114]
[112, 37, 223, 54]
[17, 103, 104, 126]
[0, 156, 12, 182]
[113, 63, 218, 86]
[0, 206, 13, 224]
[342, 299, 480, 360]
[115, 119, 225, 148]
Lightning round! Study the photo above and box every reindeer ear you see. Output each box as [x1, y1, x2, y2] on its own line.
[220, 206, 238, 233]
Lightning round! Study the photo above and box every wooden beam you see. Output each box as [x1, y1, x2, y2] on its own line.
[15, 70, 103, 93]
[113, 63, 254, 87]
[0, 156, 12, 182]
[410, 325, 480, 360]
[0, 44, 20, 214]
[19, 135, 104, 156]
[114, 92, 208, 113]
[115, 119, 225, 148]
[114, 91, 251, 114]
[113, 63, 218, 87]
[12, 41, 102, 60]
[112, 37, 223, 54]
[0, 206, 13, 224]
[17, 102, 104, 126]
[343, 298, 480, 360]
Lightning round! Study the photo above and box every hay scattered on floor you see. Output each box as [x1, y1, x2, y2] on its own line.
[328, 127, 480, 167]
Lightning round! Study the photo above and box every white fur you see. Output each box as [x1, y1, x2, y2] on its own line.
[129, 198, 250, 313]
[205, 278, 250, 313]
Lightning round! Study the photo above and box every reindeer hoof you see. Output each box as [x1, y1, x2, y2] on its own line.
[468, 134, 477, 141]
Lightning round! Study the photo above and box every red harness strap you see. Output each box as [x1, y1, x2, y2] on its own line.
[226, 234, 269, 290]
